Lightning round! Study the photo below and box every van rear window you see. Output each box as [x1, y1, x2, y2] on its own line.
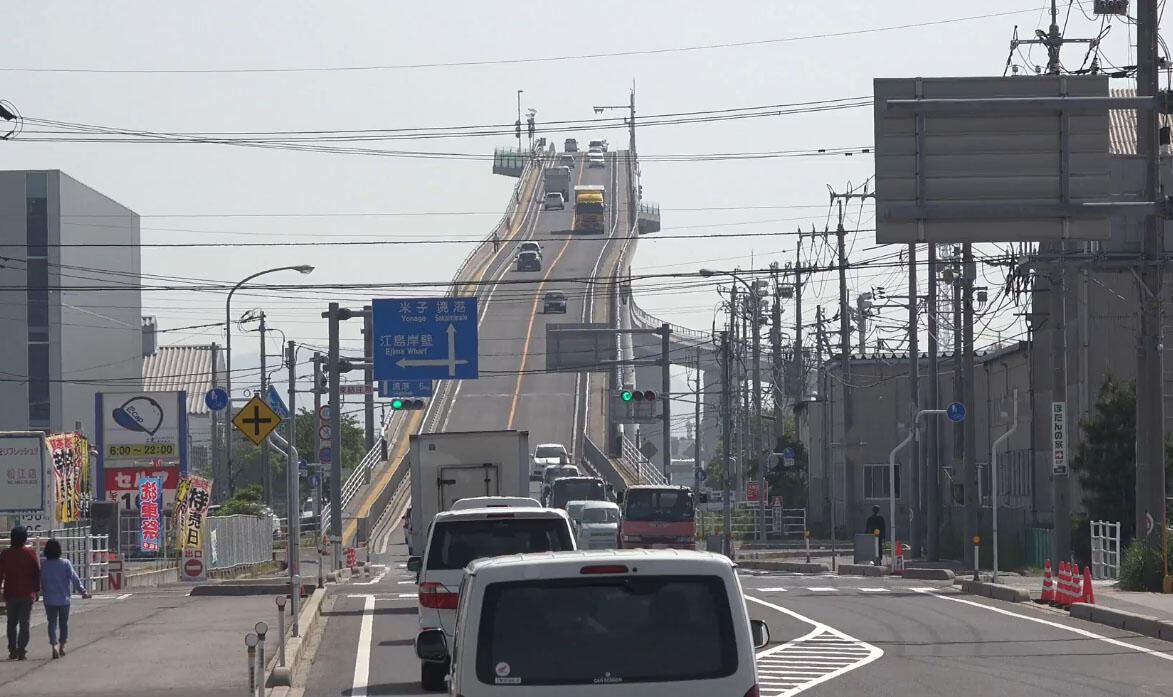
[425, 518, 572, 570]
[475, 575, 737, 685]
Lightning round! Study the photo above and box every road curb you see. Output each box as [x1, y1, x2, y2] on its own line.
[189, 580, 316, 597]
[959, 579, 1030, 603]
[1069, 602, 1173, 642]
[838, 563, 889, 577]
[903, 568, 956, 580]
[737, 560, 830, 574]
[266, 587, 327, 691]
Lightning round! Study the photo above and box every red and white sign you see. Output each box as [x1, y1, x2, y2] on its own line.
[746, 481, 761, 503]
[180, 548, 207, 582]
[107, 557, 124, 590]
[105, 463, 181, 511]
[345, 547, 356, 569]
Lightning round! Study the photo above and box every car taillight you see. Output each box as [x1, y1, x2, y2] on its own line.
[419, 582, 459, 609]
[580, 564, 629, 574]
[744, 686, 759, 697]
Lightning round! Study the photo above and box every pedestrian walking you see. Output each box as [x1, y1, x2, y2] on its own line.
[0, 526, 40, 660]
[865, 505, 886, 566]
[40, 538, 90, 659]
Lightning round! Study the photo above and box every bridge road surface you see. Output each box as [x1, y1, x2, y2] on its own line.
[439, 150, 630, 473]
[307, 523, 1173, 697]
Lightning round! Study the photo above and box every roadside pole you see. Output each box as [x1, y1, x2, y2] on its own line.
[326, 303, 343, 567]
[312, 352, 324, 588]
[991, 389, 1019, 582]
[660, 323, 672, 479]
[285, 341, 300, 634]
[720, 330, 733, 556]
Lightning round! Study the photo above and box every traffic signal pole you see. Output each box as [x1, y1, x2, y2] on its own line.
[327, 303, 343, 566]
[661, 323, 672, 479]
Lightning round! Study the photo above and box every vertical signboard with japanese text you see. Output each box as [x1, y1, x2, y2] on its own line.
[95, 391, 188, 501]
[0, 433, 48, 524]
[1051, 402, 1068, 476]
[47, 432, 89, 524]
[138, 477, 162, 553]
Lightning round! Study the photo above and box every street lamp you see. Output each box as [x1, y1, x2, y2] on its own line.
[701, 268, 769, 543]
[516, 89, 524, 153]
[225, 265, 314, 497]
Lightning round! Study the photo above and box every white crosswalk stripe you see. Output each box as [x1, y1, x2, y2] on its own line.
[756, 587, 789, 592]
[857, 587, 889, 592]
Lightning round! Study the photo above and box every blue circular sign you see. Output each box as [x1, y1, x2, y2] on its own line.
[204, 387, 229, 412]
[782, 447, 796, 458]
[947, 402, 966, 422]
[309, 473, 321, 488]
[698, 469, 707, 482]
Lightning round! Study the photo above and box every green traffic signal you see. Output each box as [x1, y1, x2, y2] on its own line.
[621, 390, 633, 402]
[391, 398, 404, 409]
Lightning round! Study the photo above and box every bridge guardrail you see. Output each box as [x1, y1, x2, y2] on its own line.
[320, 432, 385, 533]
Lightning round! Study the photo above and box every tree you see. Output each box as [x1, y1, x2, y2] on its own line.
[1071, 375, 1173, 540]
[213, 483, 265, 516]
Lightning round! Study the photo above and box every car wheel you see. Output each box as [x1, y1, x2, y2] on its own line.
[421, 660, 448, 691]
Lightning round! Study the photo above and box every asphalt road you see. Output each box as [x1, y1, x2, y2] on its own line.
[301, 519, 1173, 697]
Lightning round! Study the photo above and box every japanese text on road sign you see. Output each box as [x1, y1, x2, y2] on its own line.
[372, 297, 479, 381]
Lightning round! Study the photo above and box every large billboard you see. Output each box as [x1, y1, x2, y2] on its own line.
[95, 391, 188, 499]
[0, 432, 48, 516]
[873, 75, 1111, 243]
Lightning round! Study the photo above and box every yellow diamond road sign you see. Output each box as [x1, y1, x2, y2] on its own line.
[232, 395, 283, 446]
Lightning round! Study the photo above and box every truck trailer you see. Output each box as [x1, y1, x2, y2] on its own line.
[543, 166, 571, 201]
[573, 184, 606, 233]
[406, 429, 530, 554]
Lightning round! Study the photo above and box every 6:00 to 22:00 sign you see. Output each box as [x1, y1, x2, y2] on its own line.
[107, 443, 176, 459]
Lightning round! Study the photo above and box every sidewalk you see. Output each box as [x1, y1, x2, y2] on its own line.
[1, 581, 295, 697]
[990, 573, 1173, 620]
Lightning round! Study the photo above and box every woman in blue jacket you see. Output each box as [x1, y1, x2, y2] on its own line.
[40, 539, 90, 658]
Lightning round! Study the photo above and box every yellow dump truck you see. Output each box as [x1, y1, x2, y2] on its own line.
[573, 185, 606, 233]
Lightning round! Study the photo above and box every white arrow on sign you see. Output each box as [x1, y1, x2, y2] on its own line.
[396, 324, 468, 377]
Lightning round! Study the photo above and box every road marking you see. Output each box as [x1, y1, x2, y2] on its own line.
[398, 592, 417, 598]
[756, 587, 789, 592]
[807, 587, 838, 592]
[349, 595, 376, 697]
[353, 570, 388, 585]
[397, 580, 415, 585]
[915, 589, 1173, 663]
[748, 595, 883, 696]
[858, 587, 889, 593]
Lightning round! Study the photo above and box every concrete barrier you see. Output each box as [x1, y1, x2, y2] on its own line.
[959, 579, 1030, 603]
[124, 566, 177, 588]
[1069, 602, 1172, 642]
[839, 563, 889, 577]
[902, 568, 955, 581]
[738, 560, 830, 574]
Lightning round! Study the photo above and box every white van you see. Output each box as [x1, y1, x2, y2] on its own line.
[450, 496, 542, 511]
[408, 507, 576, 691]
[416, 549, 769, 696]
[576, 500, 620, 550]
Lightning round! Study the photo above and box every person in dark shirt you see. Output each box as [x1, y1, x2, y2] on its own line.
[864, 506, 886, 566]
[0, 526, 41, 660]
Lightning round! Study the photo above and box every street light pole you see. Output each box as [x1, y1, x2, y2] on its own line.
[225, 265, 314, 499]
[516, 90, 523, 153]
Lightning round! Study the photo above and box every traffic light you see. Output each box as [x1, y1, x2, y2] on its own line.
[390, 398, 426, 410]
[619, 389, 656, 402]
[527, 115, 535, 138]
[515, 120, 521, 139]
[620, 390, 633, 402]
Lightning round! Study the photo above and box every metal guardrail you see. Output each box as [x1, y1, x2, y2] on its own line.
[628, 295, 713, 346]
[320, 434, 385, 532]
[619, 436, 667, 485]
[450, 158, 536, 296]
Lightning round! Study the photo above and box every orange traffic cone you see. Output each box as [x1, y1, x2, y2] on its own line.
[1057, 562, 1070, 605]
[1040, 559, 1054, 603]
[1081, 565, 1095, 605]
[1070, 564, 1083, 605]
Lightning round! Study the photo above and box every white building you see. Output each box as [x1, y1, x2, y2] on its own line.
[0, 170, 142, 435]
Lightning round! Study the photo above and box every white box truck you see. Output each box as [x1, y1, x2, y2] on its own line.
[543, 165, 571, 200]
[407, 430, 530, 554]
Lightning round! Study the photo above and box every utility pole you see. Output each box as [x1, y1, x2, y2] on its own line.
[751, 284, 766, 541]
[817, 305, 836, 567]
[729, 282, 740, 493]
[926, 244, 941, 559]
[1050, 254, 1071, 564]
[720, 330, 733, 556]
[312, 352, 324, 587]
[793, 235, 805, 403]
[516, 90, 523, 153]
[284, 340, 300, 624]
[694, 346, 702, 497]
[210, 342, 222, 503]
[962, 244, 979, 567]
[770, 263, 783, 424]
[326, 303, 343, 566]
[259, 310, 270, 507]
[1135, 0, 1166, 566]
[1009, 0, 1098, 76]
[363, 305, 375, 452]
[908, 243, 921, 556]
[660, 323, 672, 478]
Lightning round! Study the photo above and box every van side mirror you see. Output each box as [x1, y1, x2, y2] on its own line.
[407, 556, 422, 573]
[750, 619, 771, 649]
[416, 628, 449, 662]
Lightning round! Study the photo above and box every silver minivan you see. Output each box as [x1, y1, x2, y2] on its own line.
[417, 549, 769, 696]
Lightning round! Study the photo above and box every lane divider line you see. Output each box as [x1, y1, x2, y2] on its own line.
[349, 595, 376, 697]
[914, 589, 1173, 663]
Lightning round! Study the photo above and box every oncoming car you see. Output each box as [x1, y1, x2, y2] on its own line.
[516, 250, 541, 272]
[415, 549, 770, 696]
[543, 290, 567, 314]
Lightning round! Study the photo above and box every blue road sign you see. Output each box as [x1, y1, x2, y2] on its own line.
[377, 379, 433, 399]
[298, 459, 308, 473]
[204, 387, 229, 412]
[318, 446, 332, 464]
[698, 469, 707, 482]
[309, 472, 321, 488]
[782, 447, 796, 459]
[265, 384, 289, 420]
[947, 402, 966, 422]
[373, 297, 479, 382]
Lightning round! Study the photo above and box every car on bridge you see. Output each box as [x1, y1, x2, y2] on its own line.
[575, 500, 621, 549]
[548, 476, 609, 510]
[517, 241, 542, 257]
[516, 250, 541, 271]
[540, 464, 580, 504]
[588, 138, 607, 152]
[531, 443, 570, 480]
[542, 290, 566, 313]
[415, 549, 771, 696]
[587, 151, 605, 168]
[408, 506, 576, 691]
[564, 138, 577, 152]
[557, 154, 575, 169]
[542, 191, 565, 210]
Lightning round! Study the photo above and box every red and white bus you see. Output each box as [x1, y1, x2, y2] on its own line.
[617, 485, 696, 550]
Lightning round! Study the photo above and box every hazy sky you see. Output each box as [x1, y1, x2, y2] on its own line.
[0, 1, 1142, 411]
